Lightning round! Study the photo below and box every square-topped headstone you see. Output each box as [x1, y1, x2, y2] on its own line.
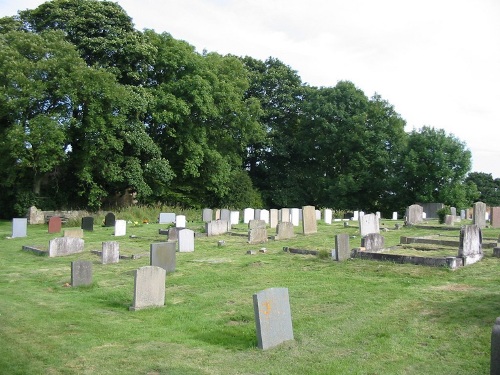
[260, 209, 270, 224]
[102, 241, 119, 264]
[71, 260, 92, 287]
[81, 216, 94, 231]
[230, 211, 240, 225]
[359, 213, 379, 237]
[459, 224, 483, 265]
[205, 220, 230, 236]
[48, 216, 62, 234]
[334, 234, 350, 261]
[220, 209, 231, 222]
[202, 208, 213, 222]
[114, 220, 126, 236]
[324, 209, 332, 225]
[104, 212, 115, 227]
[473, 202, 487, 229]
[406, 204, 423, 225]
[275, 222, 295, 240]
[253, 287, 294, 350]
[159, 212, 176, 224]
[12, 218, 27, 238]
[269, 209, 279, 229]
[243, 208, 255, 224]
[129, 266, 166, 311]
[491, 207, 500, 228]
[302, 205, 317, 234]
[290, 208, 300, 226]
[150, 242, 176, 273]
[175, 215, 186, 228]
[49, 237, 84, 257]
[280, 208, 290, 223]
[178, 228, 194, 252]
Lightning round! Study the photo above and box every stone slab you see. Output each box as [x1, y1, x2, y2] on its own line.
[150, 242, 176, 273]
[129, 266, 166, 311]
[71, 260, 92, 287]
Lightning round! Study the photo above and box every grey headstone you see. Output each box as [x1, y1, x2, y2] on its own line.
[269, 209, 279, 229]
[248, 228, 268, 244]
[302, 205, 317, 235]
[460, 209, 466, 220]
[473, 202, 487, 229]
[491, 207, 500, 228]
[102, 241, 119, 264]
[12, 218, 27, 238]
[150, 242, 176, 273]
[168, 227, 179, 242]
[81, 216, 94, 231]
[114, 220, 126, 236]
[418, 203, 444, 219]
[202, 208, 213, 222]
[253, 287, 294, 350]
[406, 204, 423, 225]
[334, 234, 350, 261]
[49, 237, 84, 257]
[445, 215, 454, 226]
[104, 212, 115, 227]
[71, 260, 92, 287]
[248, 219, 266, 229]
[159, 212, 176, 224]
[205, 220, 230, 236]
[450, 207, 457, 217]
[220, 209, 231, 222]
[275, 222, 295, 240]
[359, 213, 379, 236]
[361, 233, 385, 252]
[459, 224, 483, 265]
[491, 317, 500, 374]
[280, 208, 290, 223]
[178, 228, 195, 252]
[254, 209, 262, 220]
[129, 266, 166, 311]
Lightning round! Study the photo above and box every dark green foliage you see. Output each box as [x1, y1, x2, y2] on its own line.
[437, 206, 451, 224]
[465, 172, 500, 206]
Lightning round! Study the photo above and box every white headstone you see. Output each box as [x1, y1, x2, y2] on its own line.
[230, 211, 240, 225]
[178, 228, 194, 252]
[315, 210, 321, 220]
[114, 220, 126, 236]
[352, 211, 359, 221]
[392, 212, 398, 220]
[290, 208, 300, 227]
[12, 218, 27, 238]
[359, 213, 380, 237]
[243, 208, 255, 224]
[260, 209, 270, 224]
[175, 215, 186, 228]
[324, 209, 332, 225]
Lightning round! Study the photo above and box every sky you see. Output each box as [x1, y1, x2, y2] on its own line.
[2, 0, 500, 178]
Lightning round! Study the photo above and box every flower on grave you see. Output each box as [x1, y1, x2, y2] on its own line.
[143, 218, 149, 224]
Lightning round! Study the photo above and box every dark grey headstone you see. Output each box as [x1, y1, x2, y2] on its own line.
[334, 234, 350, 261]
[71, 260, 92, 287]
[253, 287, 294, 350]
[491, 317, 500, 375]
[81, 216, 94, 231]
[150, 242, 176, 273]
[104, 212, 116, 227]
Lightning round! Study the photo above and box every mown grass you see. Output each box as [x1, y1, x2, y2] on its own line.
[0, 215, 499, 374]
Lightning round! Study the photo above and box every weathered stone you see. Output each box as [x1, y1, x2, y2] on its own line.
[150, 242, 176, 273]
[334, 233, 350, 261]
[275, 222, 295, 240]
[302, 205, 317, 235]
[12, 218, 27, 238]
[102, 241, 119, 264]
[248, 219, 266, 229]
[253, 287, 294, 350]
[129, 266, 166, 311]
[49, 237, 84, 257]
[473, 201, 487, 229]
[63, 228, 84, 238]
[361, 233, 385, 252]
[248, 227, 268, 244]
[445, 215, 455, 226]
[71, 260, 92, 287]
[280, 208, 290, 223]
[359, 213, 379, 236]
[167, 227, 179, 242]
[205, 220, 230, 236]
[406, 204, 423, 225]
[459, 224, 483, 265]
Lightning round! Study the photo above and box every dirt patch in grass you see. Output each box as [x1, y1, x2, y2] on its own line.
[429, 283, 478, 292]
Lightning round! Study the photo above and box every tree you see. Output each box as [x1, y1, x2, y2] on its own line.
[465, 172, 500, 206]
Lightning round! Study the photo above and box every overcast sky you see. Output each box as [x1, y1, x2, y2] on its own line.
[2, 0, 500, 178]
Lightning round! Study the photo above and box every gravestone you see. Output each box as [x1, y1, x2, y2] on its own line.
[280, 208, 290, 223]
[334, 234, 350, 261]
[302, 206, 317, 235]
[275, 222, 295, 240]
[63, 229, 84, 238]
[290, 208, 300, 226]
[491, 317, 500, 374]
[150, 242, 176, 273]
[102, 241, 119, 264]
[167, 227, 179, 242]
[104, 212, 115, 227]
[159, 212, 176, 224]
[220, 209, 231, 222]
[175, 215, 186, 228]
[249, 219, 266, 229]
[48, 216, 62, 234]
[248, 220, 268, 244]
[460, 209, 466, 220]
[71, 260, 92, 287]
[27, 206, 45, 224]
[215, 209, 221, 220]
[445, 214, 455, 226]
[260, 209, 270, 224]
[129, 266, 166, 311]
[324, 209, 332, 225]
[459, 224, 483, 265]
[81, 216, 94, 231]
[418, 202, 444, 219]
[114, 220, 126, 236]
[205, 220, 230, 236]
[392, 212, 398, 220]
[491, 207, 500, 228]
[269, 209, 279, 229]
[243, 208, 255, 224]
[315, 210, 321, 220]
[361, 233, 385, 252]
[12, 218, 28, 238]
[178, 228, 195, 252]
[49, 237, 84, 257]
[353, 211, 359, 221]
[359, 213, 379, 237]
[253, 287, 294, 350]
[450, 207, 457, 217]
[254, 209, 262, 220]
[230, 211, 240, 225]
[202, 208, 213, 222]
[407, 204, 423, 225]
[473, 202, 487, 229]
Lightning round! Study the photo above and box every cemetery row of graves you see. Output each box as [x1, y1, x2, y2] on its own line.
[3, 202, 500, 373]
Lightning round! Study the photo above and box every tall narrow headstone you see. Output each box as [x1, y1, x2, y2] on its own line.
[71, 260, 92, 287]
[302, 206, 317, 234]
[129, 266, 166, 311]
[48, 216, 62, 234]
[175, 215, 186, 228]
[12, 218, 28, 238]
[324, 209, 332, 225]
[473, 202, 487, 229]
[81, 216, 94, 231]
[102, 241, 119, 264]
[392, 212, 398, 220]
[104, 212, 115, 227]
[202, 208, 213, 222]
[150, 242, 176, 273]
[491, 207, 500, 228]
[315, 210, 321, 221]
[352, 211, 359, 221]
[260, 209, 270, 224]
[269, 209, 279, 229]
[406, 204, 423, 225]
[459, 224, 483, 265]
[230, 211, 240, 225]
[114, 220, 126, 236]
[491, 317, 500, 375]
[253, 287, 294, 350]
[280, 208, 290, 223]
[243, 208, 255, 224]
[215, 209, 221, 220]
[290, 208, 300, 227]
[159, 212, 176, 224]
[178, 228, 194, 252]
[334, 234, 350, 261]
[359, 213, 379, 237]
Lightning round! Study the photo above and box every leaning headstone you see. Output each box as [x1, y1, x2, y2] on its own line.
[159, 212, 176, 224]
[491, 207, 500, 229]
[129, 266, 166, 311]
[202, 208, 213, 222]
[12, 218, 28, 238]
[220, 209, 231, 222]
[275, 222, 295, 240]
[359, 213, 379, 237]
[290, 208, 300, 227]
[175, 215, 186, 228]
[334, 233, 350, 261]
[104, 212, 115, 227]
[102, 241, 119, 264]
[280, 208, 290, 223]
[81, 216, 94, 231]
[491, 317, 500, 374]
[63, 228, 84, 238]
[407, 204, 423, 225]
[361, 233, 385, 252]
[114, 220, 126, 236]
[230, 211, 240, 225]
[71, 260, 92, 287]
[49, 237, 84, 257]
[269, 209, 279, 229]
[253, 287, 294, 350]
[302, 206, 317, 235]
[324, 209, 332, 225]
[150, 242, 176, 273]
[243, 208, 255, 224]
[205, 220, 230, 236]
[473, 202, 487, 229]
[48, 216, 62, 234]
[459, 224, 483, 265]
[178, 228, 195, 252]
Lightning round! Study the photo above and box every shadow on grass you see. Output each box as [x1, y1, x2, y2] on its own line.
[194, 324, 256, 350]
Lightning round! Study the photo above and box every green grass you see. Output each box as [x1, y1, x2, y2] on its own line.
[0, 217, 499, 374]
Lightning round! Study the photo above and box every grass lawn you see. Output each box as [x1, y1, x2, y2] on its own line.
[1, 217, 499, 374]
